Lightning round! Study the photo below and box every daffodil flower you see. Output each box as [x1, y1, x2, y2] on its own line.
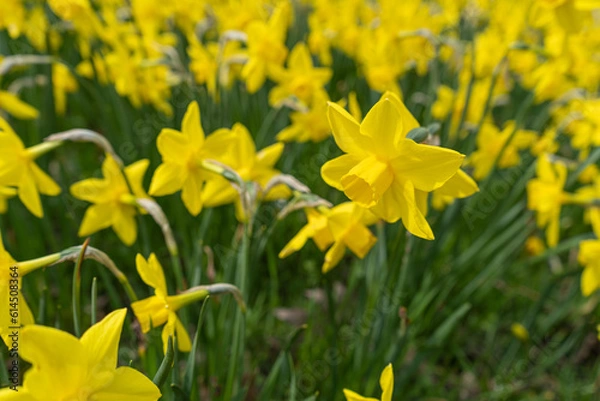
[469, 121, 537, 180]
[131, 254, 244, 354]
[279, 202, 378, 273]
[0, 308, 161, 401]
[149, 101, 234, 216]
[343, 363, 394, 401]
[0, 117, 61, 218]
[526, 155, 574, 247]
[268, 42, 332, 107]
[321, 91, 465, 239]
[201, 122, 289, 220]
[71, 154, 150, 246]
[276, 91, 336, 143]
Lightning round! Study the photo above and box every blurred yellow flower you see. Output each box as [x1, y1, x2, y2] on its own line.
[149, 101, 233, 216]
[321, 92, 464, 239]
[344, 363, 394, 401]
[269, 42, 332, 107]
[526, 155, 573, 247]
[279, 202, 378, 273]
[52, 63, 79, 116]
[276, 91, 334, 143]
[71, 155, 150, 245]
[470, 121, 537, 180]
[0, 90, 39, 120]
[579, 237, 600, 297]
[0, 118, 61, 217]
[0, 308, 161, 400]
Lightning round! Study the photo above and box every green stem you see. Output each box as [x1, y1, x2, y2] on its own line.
[71, 238, 90, 337]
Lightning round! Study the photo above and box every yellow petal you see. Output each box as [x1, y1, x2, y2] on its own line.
[161, 313, 177, 354]
[112, 206, 138, 246]
[321, 154, 361, 191]
[18, 170, 43, 218]
[174, 315, 192, 352]
[327, 102, 370, 157]
[71, 178, 113, 203]
[398, 180, 434, 239]
[256, 142, 284, 168]
[149, 163, 185, 196]
[201, 177, 238, 207]
[78, 203, 114, 237]
[229, 123, 256, 168]
[181, 171, 204, 216]
[322, 240, 346, 273]
[582, 266, 600, 297]
[157, 128, 190, 162]
[383, 91, 419, 133]
[124, 159, 150, 199]
[94, 366, 161, 401]
[434, 169, 479, 198]
[182, 101, 205, 148]
[342, 389, 378, 401]
[380, 363, 394, 401]
[80, 308, 127, 372]
[136, 253, 168, 297]
[131, 296, 169, 333]
[341, 157, 394, 208]
[30, 162, 61, 196]
[360, 97, 405, 156]
[391, 140, 464, 192]
[279, 225, 312, 258]
[0, 91, 39, 119]
[342, 223, 377, 259]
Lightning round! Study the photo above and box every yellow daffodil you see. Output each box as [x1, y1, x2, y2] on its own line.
[268, 42, 332, 107]
[188, 37, 218, 99]
[526, 155, 573, 247]
[0, 91, 39, 119]
[148, 101, 233, 216]
[131, 253, 208, 353]
[469, 121, 537, 180]
[71, 155, 150, 246]
[201, 122, 289, 220]
[0, 117, 61, 217]
[343, 363, 394, 401]
[279, 202, 378, 273]
[241, 3, 289, 93]
[321, 91, 464, 239]
[0, 308, 161, 400]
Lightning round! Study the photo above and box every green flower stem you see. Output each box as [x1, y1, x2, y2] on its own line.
[72, 238, 90, 338]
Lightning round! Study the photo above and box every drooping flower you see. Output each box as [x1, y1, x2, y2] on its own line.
[71, 154, 150, 245]
[279, 202, 378, 273]
[526, 155, 573, 247]
[148, 101, 233, 216]
[0, 117, 61, 217]
[321, 91, 465, 239]
[0, 308, 161, 401]
[343, 363, 394, 401]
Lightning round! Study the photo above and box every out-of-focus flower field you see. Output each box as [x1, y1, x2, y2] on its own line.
[1, 0, 600, 399]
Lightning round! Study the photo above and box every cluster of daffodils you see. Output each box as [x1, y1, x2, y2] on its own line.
[1, 0, 600, 397]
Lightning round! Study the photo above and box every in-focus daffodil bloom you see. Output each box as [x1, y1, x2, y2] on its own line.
[279, 202, 378, 273]
[321, 91, 465, 239]
[131, 253, 210, 353]
[71, 154, 150, 246]
[0, 308, 161, 401]
[268, 42, 332, 107]
[469, 121, 537, 180]
[526, 155, 574, 247]
[241, 3, 289, 93]
[201, 122, 289, 220]
[343, 363, 394, 401]
[149, 101, 233, 216]
[0, 186, 16, 213]
[0, 90, 39, 119]
[0, 117, 61, 217]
